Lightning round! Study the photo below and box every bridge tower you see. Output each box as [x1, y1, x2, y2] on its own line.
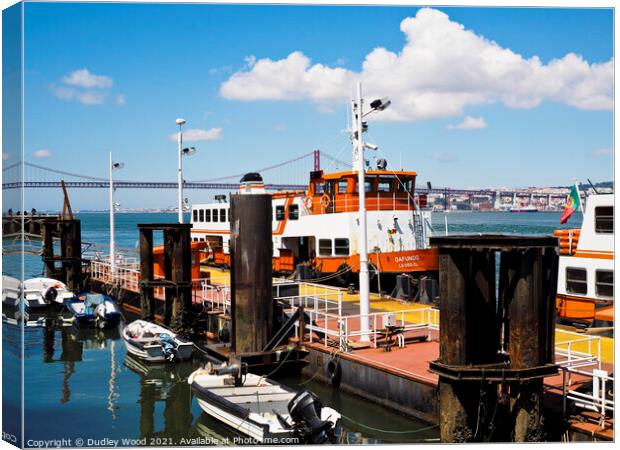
[512, 192, 517, 207]
[313, 149, 321, 171]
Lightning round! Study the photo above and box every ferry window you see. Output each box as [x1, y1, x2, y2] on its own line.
[205, 209, 211, 222]
[397, 177, 414, 193]
[318, 239, 332, 256]
[212, 209, 218, 223]
[289, 204, 299, 220]
[199, 209, 204, 222]
[326, 181, 336, 194]
[338, 179, 348, 194]
[595, 270, 613, 297]
[275, 206, 285, 221]
[334, 238, 349, 256]
[314, 182, 325, 195]
[595, 206, 613, 234]
[354, 177, 375, 193]
[228, 208, 230, 222]
[566, 268, 587, 295]
[378, 177, 394, 193]
[220, 208, 226, 222]
[365, 177, 375, 193]
[193, 210, 198, 222]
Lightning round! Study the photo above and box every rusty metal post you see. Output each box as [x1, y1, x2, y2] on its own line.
[41, 221, 55, 279]
[169, 226, 193, 334]
[430, 235, 558, 443]
[139, 227, 155, 320]
[63, 220, 82, 292]
[163, 229, 174, 326]
[230, 193, 273, 354]
[437, 245, 499, 442]
[503, 247, 557, 441]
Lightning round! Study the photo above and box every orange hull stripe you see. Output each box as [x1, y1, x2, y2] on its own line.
[572, 251, 614, 260]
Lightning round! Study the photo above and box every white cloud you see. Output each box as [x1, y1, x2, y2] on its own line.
[52, 85, 107, 105]
[33, 149, 52, 158]
[274, 123, 287, 132]
[448, 116, 487, 130]
[78, 91, 106, 105]
[220, 8, 612, 121]
[52, 69, 117, 105]
[168, 128, 223, 142]
[2, 153, 10, 161]
[62, 68, 113, 89]
[591, 148, 613, 157]
[431, 152, 455, 163]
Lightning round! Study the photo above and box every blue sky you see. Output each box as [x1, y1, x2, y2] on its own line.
[12, 2, 615, 209]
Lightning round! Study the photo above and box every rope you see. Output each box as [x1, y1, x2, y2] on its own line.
[299, 348, 340, 385]
[338, 412, 439, 435]
[259, 347, 296, 380]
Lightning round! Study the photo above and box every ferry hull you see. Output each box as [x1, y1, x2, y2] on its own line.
[210, 247, 439, 279]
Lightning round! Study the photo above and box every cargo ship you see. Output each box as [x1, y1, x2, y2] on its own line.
[554, 193, 613, 329]
[190, 106, 439, 287]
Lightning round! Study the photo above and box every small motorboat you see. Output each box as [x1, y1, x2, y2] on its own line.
[122, 320, 194, 362]
[2, 276, 21, 310]
[65, 293, 121, 329]
[189, 363, 340, 444]
[21, 277, 76, 310]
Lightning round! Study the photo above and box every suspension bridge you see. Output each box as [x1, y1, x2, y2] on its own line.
[2, 149, 569, 205]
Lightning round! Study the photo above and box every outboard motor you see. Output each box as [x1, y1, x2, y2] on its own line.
[44, 287, 58, 303]
[213, 362, 248, 387]
[287, 390, 336, 444]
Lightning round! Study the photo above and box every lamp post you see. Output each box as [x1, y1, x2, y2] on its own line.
[109, 152, 124, 274]
[352, 81, 390, 342]
[176, 118, 197, 223]
[176, 118, 186, 223]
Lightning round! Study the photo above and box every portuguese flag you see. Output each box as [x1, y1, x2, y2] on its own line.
[560, 184, 581, 224]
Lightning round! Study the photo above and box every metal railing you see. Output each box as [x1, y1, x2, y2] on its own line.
[561, 367, 614, 428]
[201, 282, 231, 314]
[555, 330, 602, 372]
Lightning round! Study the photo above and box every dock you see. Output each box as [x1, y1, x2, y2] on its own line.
[9, 213, 613, 442]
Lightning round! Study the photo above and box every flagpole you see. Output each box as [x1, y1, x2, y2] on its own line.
[573, 178, 584, 213]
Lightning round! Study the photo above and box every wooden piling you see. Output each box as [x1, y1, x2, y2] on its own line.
[139, 227, 155, 321]
[230, 193, 274, 354]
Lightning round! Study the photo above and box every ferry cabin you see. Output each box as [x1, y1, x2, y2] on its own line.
[555, 193, 614, 326]
[190, 170, 438, 280]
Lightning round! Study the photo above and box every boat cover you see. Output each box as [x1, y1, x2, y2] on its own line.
[84, 294, 105, 315]
[159, 333, 177, 359]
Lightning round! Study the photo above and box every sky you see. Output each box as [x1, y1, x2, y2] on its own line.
[3, 2, 615, 209]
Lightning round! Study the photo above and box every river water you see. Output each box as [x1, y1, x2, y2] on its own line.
[3, 211, 581, 446]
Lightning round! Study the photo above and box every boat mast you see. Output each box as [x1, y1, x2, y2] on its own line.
[353, 81, 371, 342]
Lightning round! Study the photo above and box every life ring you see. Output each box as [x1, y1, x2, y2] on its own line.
[320, 194, 331, 210]
[304, 196, 313, 210]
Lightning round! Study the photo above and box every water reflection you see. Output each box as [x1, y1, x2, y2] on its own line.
[124, 354, 195, 442]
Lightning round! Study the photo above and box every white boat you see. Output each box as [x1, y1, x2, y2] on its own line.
[2, 276, 21, 309]
[189, 364, 340, 444]
[190, 94, 438, 287]
[509, 205, 539, 212]
[18, 278, 76, 310]
[122, 320, 194, 362]
[554, 193, 614, 329]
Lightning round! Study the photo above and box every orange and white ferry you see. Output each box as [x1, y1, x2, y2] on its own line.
[554, 193, 614, 328]
[190, 126, 438, 287]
